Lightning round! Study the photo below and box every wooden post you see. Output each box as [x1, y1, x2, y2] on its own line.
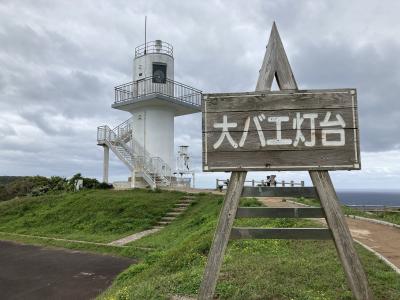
[290, 180, 294, 187]
[198, 171, 247, 300]
[252, 179, 255, 187]
[310, 171, 372, 299]
[301, 180, 304, 187]
[282, 180, 285, 187]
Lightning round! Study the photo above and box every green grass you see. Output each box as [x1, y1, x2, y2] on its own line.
[100, 193, 400, 300]
[0, 189, 184, 243]
[0, 190, 399, 299]
[295, 197, 400, 225]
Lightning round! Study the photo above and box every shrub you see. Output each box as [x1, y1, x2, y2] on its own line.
[0, 173, 112, 201]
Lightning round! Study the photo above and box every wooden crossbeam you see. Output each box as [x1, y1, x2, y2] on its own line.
[230, 228, 332, 240]
[242, 186, 318, 198]
[236, 207, 325, 218]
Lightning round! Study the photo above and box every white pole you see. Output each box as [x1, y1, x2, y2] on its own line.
[103, 146, 109, 183]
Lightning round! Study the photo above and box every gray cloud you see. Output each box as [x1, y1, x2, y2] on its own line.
[292, 39, 400, 151]
[0, 0, 399, 187]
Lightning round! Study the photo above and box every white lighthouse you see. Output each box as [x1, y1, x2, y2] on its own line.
[97, 40, 201, 189]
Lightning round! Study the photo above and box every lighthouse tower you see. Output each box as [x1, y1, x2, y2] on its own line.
[97, 40, 201, 189]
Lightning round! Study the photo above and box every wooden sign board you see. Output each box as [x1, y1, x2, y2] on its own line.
[202, 89, 360, 171]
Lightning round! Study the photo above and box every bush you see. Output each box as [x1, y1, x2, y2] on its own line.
[0, 173, 112, 201]
[97, 182, 113, 189]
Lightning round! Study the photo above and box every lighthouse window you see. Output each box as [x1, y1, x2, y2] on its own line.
[152, 63, 167, 83]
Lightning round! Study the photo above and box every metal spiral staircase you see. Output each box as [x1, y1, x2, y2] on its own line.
[97, 117, 172, 189]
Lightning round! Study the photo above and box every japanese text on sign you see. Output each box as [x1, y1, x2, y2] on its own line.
[213, 111, 345, 149]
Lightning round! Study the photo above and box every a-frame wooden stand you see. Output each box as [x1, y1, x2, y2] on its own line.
[198, 23, 372, 300]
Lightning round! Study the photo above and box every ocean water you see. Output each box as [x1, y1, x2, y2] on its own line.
[337, 191, 400, 206]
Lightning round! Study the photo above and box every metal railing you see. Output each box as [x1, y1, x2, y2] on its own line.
[97, 118, 172, 187]
[216, 179, 305, 190]
[114, 77, 202, 107]
[135, 40, 173, 58]
[97, 125, 117, 143]
[113, 117, 133, 141]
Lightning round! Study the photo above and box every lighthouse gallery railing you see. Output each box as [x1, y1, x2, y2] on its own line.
[114, 77, 202, 107]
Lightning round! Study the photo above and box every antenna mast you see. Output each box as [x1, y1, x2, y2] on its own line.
[144, 16, 147, 54]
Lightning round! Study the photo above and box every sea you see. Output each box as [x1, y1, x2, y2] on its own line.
[336, 190, 400, 207]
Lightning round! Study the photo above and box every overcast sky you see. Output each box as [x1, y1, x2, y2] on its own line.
[1, 0, 400, 190]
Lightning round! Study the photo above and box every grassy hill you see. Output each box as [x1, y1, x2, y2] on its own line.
[99, 193, 400, 299]
[0, 189, 398, 299]
[0, 189, 184, 242]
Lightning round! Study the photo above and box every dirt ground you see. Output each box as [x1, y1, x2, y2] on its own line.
[258, 197, 400, 269]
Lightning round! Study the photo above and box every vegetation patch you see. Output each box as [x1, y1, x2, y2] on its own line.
[0, 174, 112, 202]
[100, 194, 400, 300]
[0, 189, 183, 243]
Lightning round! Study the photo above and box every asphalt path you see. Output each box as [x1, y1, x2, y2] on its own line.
[0, 240, 135, 300]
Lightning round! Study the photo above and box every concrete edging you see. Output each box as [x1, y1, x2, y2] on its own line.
[285, 199, 311, 207]
[354, 239, 400, 274]
[346, 215, 400, 229]
[286, 200, 400, 229]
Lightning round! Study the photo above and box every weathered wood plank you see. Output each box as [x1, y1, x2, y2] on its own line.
[198, 171, 247, 300]
[235, 207, 325, 218]
[204, 129, 357, 151]
[230, 227, 332, 240]
[310, 170, 372, 299]
[204, 148, 360, 171]
[256, 22, 298, 91]
[204, 109, 357, 132]
[204, 89, 356, 112]
[241, 186, 318, 198]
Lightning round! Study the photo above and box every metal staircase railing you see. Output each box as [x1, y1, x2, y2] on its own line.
[97, 118, 172, 188]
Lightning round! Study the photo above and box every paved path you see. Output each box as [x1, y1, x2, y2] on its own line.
[0, 240, 135, 300]
[258, 197, 400, 269]
[109, 228, 161, 246]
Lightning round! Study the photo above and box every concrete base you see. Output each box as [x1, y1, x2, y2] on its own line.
[112, 181, 132, 190]
[128, 176, 151, 188]
[113, 176, 153, 190]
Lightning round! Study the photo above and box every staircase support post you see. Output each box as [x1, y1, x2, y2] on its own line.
[103, 145, 109, 183]
[130, 170, 136, 188]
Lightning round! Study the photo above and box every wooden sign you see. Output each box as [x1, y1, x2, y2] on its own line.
[199, 22, 372, 300]
[202, 89, 360, 171]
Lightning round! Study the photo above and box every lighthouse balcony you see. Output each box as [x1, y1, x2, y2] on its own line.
[134, 40, 174, 58]
[112, 76, 202, 115]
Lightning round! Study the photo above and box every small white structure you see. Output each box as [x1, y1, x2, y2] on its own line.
[175, 145, 195, 188]
[97, 40, 201, 189]
[74, 179, 83, 191]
